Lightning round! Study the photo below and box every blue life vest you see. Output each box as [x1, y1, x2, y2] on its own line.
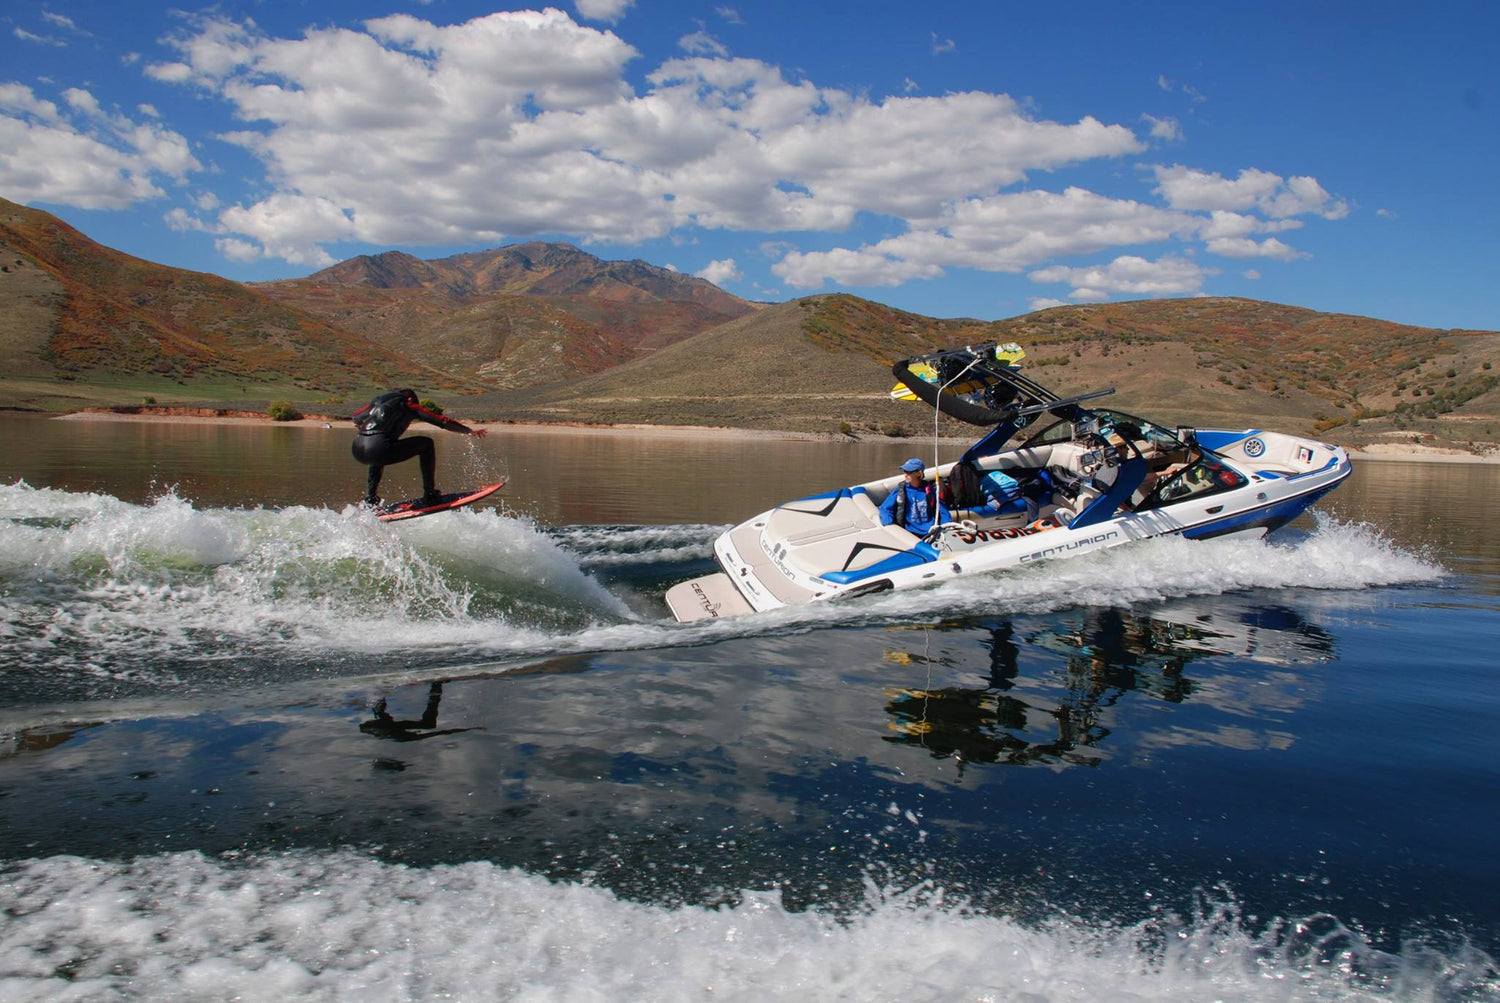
[890, 481, 936, 529]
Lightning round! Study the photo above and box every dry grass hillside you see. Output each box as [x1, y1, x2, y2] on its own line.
[244, 283, 629, 390]
[0, 197, 463, 411]
[256, 243, 756, 387]
[992, 299, 1500, 451]
[2, 199, 1494, 453]
[471, 295, 994, 434]
[473, 293, 1500, 452]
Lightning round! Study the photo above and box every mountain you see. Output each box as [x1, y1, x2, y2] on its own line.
[255, 243, 757, 388]
[473, 293, 1500, 451]
[475, 294, 996, 432]
[990, 297, 1500, 437]
[0, 197, 463, 409]
[2, 199, 1495, 454]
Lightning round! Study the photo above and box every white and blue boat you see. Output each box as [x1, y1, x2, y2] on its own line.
[666, 343, 1353, 622]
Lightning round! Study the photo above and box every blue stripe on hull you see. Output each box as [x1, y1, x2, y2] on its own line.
[1180, 481, 1343, 540]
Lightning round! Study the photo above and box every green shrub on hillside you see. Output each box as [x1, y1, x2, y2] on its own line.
[267, 400, 301, 422]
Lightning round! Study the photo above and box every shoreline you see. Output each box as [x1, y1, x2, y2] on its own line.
[51, 407, 871, 443]
[48, 407, 1500, 462]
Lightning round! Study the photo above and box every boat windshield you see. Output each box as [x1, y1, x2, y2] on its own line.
[1016, 408, 1185, 455]
[1137, 452, 1248, 510]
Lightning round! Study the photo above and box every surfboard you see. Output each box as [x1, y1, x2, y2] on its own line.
[375, 481, 505, 522]
[889, 343, 1027, 401]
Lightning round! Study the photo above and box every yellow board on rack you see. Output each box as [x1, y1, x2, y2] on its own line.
[889, 343, 1026, 401]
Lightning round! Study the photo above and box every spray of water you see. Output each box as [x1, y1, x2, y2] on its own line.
[0, 482, 1446, 704]
[0, 850, 1492, 1001]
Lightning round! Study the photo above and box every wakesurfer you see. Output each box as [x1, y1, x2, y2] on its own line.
[351, 389, 487, 507]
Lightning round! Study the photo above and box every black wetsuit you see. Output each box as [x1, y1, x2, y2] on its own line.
[351, 390, 471, 504]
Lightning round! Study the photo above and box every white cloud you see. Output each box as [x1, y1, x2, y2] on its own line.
[1265, 174, 1349, 220]
[931, 33, 956, 55]
[679, 30, 729, 57]
[776, 246, 944, 288]
[218, 194, 355, 266]
[1203, 235, 1304, 261]
[575, 0, 634, 23]
[1028, 254, 1213, 300]
[83, 7, 1347, 298]
[0, 83, 61, 120]
[696, 257, 742, 285]
[1153, 165, 1347, 220]
[774, 187, 1193, 288]
[215, 237, 261, 262]
[144, 61, 194, 84]
[1142, 114, 1181, 142]
[14, 27, 65, 47]
[164, 207, 207, 231]
[62, 88, 102, 117]
[1154, 76, 1205, 103]
[0, 83, 198, 208]
[137, 11, 1146, 267]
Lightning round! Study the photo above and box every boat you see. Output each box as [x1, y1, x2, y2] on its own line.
[665, 343, 1353, 622]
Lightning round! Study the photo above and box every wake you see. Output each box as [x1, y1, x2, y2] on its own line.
[0, 482, 1446, 706]
[1, 850, 1493, 1002]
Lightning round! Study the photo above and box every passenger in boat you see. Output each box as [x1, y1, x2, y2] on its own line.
[351, 389, 487, 506]
[1108, 421, 1192, 507]
[879, 458, 952, 537]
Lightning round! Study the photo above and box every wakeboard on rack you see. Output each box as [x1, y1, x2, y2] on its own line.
[374, 481, 505, 522]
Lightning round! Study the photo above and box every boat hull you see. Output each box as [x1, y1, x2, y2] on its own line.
[667, 427, 1351, 623]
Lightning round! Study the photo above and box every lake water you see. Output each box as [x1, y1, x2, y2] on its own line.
[1, 414, 1497, 1001]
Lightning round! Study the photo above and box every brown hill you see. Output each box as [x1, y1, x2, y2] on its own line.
[2, 199, 1494, 454]
[476, 295, 999, 432]
[256, 243, 756, 387]
[473, 293, 1500, 452]
[990, 298, 1500, 447]
[0, 197, 463, 410]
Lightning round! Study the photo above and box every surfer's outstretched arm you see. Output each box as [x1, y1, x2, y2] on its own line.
[411, 403, 486, 437]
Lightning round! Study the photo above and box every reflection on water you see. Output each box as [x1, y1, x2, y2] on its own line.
[1322, 458, 1500, 577]
[360, 682, 479, 745]
[881, 602, 1335, 772]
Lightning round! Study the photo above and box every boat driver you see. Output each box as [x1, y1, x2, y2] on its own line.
[879, 458, 952, 537]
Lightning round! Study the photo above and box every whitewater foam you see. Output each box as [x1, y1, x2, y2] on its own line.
[0, 851, 1491, 1001]
[0, 483, 1448, 704]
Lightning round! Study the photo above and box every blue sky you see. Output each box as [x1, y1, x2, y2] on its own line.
[2, 1, 1495, 330]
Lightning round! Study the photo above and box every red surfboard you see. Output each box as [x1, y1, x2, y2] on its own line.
[375, 481, 505, 522]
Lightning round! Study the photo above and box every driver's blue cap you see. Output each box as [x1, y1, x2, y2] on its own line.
[900, 458, 924, 472]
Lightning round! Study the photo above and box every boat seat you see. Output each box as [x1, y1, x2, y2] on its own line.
[1055, 484, 1102, 525]
[951, 495, 1034, 529]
